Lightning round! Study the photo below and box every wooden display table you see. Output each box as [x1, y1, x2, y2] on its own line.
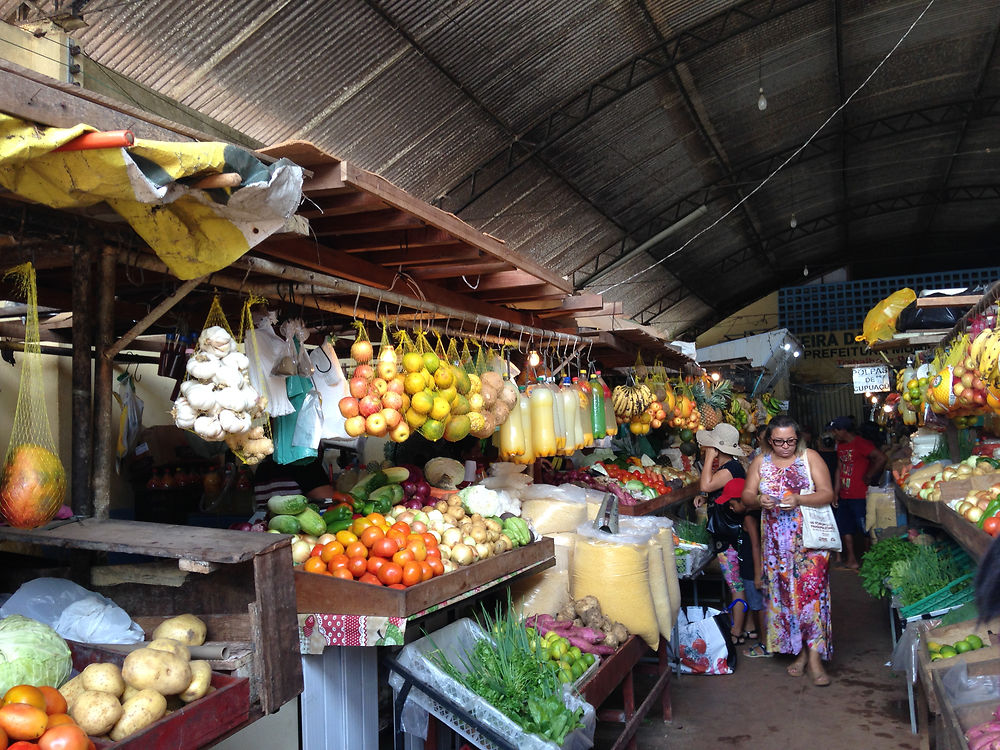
[618, 484, 698, 516]
[895, 483, 993, 562]
[579, 635, 672, 750]
[0, 518, 302, 722]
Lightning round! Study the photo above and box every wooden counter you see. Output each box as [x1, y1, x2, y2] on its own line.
[618, 484, 698, 516]
[895, 484, 993, 562]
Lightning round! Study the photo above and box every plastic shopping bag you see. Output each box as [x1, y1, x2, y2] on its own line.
[676, 606, 737, 675]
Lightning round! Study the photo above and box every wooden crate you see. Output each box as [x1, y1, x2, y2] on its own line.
[68, 642, 250, 750]
[618, 485, 698, 516]
[295, 537, 555, 616]
[933, 660, 1000, 750]
[918, 618, 998, 714]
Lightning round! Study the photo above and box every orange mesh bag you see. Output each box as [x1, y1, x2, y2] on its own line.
[0, 263, 67, 528]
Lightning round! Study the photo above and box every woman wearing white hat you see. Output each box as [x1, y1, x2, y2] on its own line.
[694, 423, 754, 645]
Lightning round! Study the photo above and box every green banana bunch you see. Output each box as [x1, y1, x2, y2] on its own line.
[501, 516, 532, 547]
[761, 393, 783, 416]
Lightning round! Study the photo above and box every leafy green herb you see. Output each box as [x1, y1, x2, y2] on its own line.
[859, 537, 919, 598]
[675, 518, 712, 545]
[887, 545, 966, 606]
[426, 599, 584, 745]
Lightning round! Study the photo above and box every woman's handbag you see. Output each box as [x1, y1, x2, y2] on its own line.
[799, 453, 842, 551]
[706, 501, 743, 553]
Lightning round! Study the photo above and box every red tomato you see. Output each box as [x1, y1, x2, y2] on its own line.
[390, 521, 411, 536]
[985, 515, 1000, 537]
[8, 742, 40, 750]
[371, 537, 399, 559]
[347, 556, 368, 578]
[427, 558, 444, 577]
[43, 715, 73, 729]
[366, 556, 387, 575]
[38, 725, 90, 750]
[425, 547, 441, 560]
[387, 583, 406, 590]
[0, 703, 48, 741]
[310, 544, 324, 558]
[401, 561, 422, 587]
[392, 548, 415, 565]
[407, 541, 427, 562]
[330, 567, 353, 580]
[357, 572, 382, 585]
[3, 686, 46, 712]
[418, 561, 433, 582]
[377, 561, 403, 585]
[420, 532, 438, 548]
[37, 689, 66, 718]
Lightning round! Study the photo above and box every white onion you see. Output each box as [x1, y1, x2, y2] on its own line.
[193, 415, 224, 441]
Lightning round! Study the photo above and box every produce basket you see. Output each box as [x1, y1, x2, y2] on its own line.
[387, 618, 596, 750]
[675, 541, 712, 578]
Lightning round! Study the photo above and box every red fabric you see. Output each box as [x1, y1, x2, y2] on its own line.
[836, 435, 877, 499]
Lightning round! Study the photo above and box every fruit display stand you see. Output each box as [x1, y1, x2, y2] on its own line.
[295, 537, 556, 750]
[0, 519, 302, 725]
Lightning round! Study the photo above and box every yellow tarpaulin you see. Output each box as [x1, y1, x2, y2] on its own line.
[0, 114, 303, 279]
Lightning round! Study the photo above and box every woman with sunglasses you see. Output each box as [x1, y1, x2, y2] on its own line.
[741, 414, 835, 686]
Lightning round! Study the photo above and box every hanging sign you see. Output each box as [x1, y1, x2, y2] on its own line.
[852, 364, 890, 394]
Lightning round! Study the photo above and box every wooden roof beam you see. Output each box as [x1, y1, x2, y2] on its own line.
[535, 293, 605, 318]
[325, 228, 455, 252]
[410, 261, 515, 281]
[298, 192, 387, 218]
[369, 244, 480, 266]
[310, 208, 424, 236]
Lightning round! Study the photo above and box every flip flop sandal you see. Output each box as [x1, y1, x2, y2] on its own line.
[732, 630, 748, 645]
[745, 629, 759, 641]
[744, 643, 773, 658]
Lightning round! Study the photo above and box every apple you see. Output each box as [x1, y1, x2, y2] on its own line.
[961, 372, 975, 389]
[387, 377, 405, 394]
[344, 415, 367, 437]
[359, 394, 383, 417]
[968, 506, 985, 523]
[349, 377, 369, 399]
[377, 360, 398, 380]
[372, 378, 389, 396]
[366, 412, 388, 437]
[974, 391, 987, 405]
[339, 397, 360, 418]
[382, 391, 404, 411]
[353, 364, 375, 382]
[381, 407, 402, 429]
[389, 422, 411, 443]
[351, 339, 374, 364]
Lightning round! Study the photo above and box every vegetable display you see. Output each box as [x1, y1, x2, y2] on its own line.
[427, 604, 584, 746]
[965, 704, 1000, 749]
[859, 537, 920, 599]
[886, 544, 967, 606]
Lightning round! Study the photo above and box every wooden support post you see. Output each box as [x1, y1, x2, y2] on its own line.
[71, 244, 94, 517]
[92, 245, 116, 520]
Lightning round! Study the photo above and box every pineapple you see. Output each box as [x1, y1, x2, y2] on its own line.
[694, 378, 733, 429]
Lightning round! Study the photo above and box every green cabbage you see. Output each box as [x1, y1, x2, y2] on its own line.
[0, 614, 72, 694]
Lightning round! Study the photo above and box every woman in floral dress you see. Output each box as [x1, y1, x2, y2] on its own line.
[742, 415, 835, 686]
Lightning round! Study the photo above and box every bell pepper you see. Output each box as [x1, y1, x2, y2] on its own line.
[978, 498, 1000, 528]
[322, 503, 354, 529]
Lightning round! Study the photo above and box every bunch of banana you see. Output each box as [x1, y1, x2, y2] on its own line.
[944, 333, 971, 368]
[725, 398, 749, 431]
[612, 383, 654, 420]
[760, 393, 784, 421]
[970, 328, 1000, 384]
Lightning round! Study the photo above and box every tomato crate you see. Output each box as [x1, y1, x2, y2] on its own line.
[68, 642, 250, 749]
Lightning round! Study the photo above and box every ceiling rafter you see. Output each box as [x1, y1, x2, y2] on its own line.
[833, 0, 850, 258]
[569, 93, 1000, 287]
[438, 0, 818, 215]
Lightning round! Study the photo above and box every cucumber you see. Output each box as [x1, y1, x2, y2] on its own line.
[296, 507, 327, 537]
[268, 514, 301, 534]
[349, 471, 387, 502]
[267, 494, 308, 515]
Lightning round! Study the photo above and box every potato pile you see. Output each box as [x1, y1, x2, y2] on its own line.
[60, 614, 210, 742]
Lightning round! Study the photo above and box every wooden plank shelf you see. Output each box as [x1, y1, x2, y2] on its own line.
[294, 537, 555, 617]
[618, 484, 699, 516]
[895, 483, 993, 562]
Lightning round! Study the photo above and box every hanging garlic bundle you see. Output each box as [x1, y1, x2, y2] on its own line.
[171, 325, 268, 446]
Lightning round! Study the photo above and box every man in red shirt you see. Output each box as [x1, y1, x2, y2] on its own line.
[828, 416, 887, 569]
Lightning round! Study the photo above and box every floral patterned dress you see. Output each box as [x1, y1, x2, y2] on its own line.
[759, 453, 832, 659]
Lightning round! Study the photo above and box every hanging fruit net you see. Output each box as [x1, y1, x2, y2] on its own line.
[226, 295, 274, 465]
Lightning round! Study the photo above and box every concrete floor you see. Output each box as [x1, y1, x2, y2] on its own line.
[598, 568, 921, 749]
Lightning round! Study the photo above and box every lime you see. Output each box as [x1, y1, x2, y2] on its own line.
[965, 634, 984, 650]
[570, 660, 584, 679]
[927, 640, 942, 653]
[550, 641, 568, 660]
[582, 652, 596, 666]
[567, 646, 583, 662]
[538, 645, 551, 662]
[954, 640, 973, 654]
[939, 645, 958, 659]
[556, 670, 572, 684]
[930, 652, 943, 661]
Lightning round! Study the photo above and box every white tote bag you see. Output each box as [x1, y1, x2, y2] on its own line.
[798, 453, 842, 552]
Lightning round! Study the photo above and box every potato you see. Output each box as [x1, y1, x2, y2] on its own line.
[152, 614, 207, 646]
[122, 647, 193, 695]
[70, 689, 123, 736]
[179, 660, 212, 703]
[146, 638, 191, 662]
[121, 684, 142, 703]
[59, 673, 86, 710]
[81, 663, 126, 697]
[110, 688, 167, 742]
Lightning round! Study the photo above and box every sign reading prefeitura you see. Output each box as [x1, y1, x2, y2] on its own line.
[852, 364, 891, 393]
[794, 330, 911, 384]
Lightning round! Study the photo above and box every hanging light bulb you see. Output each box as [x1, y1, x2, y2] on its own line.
[528, 350, 540, 367]
[711, 371, 721, 382]
[803, 265, 809, 277]
[757, 87, 767, 111]
[789, 213, 797, 229]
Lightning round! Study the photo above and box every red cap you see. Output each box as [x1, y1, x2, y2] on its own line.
[715, 478, 746, 504]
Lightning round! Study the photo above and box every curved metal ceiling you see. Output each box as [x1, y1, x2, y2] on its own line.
[3, 0, 999, 341]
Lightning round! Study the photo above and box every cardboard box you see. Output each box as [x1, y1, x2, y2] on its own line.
[129, 425, 200, 468]
[919, 618, 1000, 714]
[934, 657, 1000, 750]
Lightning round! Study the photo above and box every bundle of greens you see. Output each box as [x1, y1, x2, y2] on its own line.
[887, 545, 967, 606]
[426, 601, 584, 746]
[674, 518, 711, 546]
[859, 537, 919, 598]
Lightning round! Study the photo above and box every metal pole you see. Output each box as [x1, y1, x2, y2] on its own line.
[92, 245, 116, 520]
[70, 244, 94, 517]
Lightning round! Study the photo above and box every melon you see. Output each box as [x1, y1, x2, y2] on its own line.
[0, 444, 66, 528]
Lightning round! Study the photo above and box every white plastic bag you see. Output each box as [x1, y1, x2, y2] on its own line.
[245, 317, 295, 416]
[676, 606, 735, 675]
[309, 338, 350, 439]
[0, 578, 144, 644]
[292, 388, 325, 448]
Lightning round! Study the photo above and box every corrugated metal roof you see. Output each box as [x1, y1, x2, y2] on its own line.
[1, 0, 998, 340]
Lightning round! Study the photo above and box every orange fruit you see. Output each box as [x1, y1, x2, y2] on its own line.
[360, 526, 385, 548]
[326, 553, 350, 571]
[371, 537, 399, 559]
[330, 567, 353, 580]
[335, 530, 358, 547]
[320, 541, 345, 562]
[401, 561, 423, 587]
[3, 686, 45, 712]
[377, 561, 403, 586]
[345, 541, 368, 559]
[347, 556, 368, 578]
[0, 702, 48, 740]
[392, 548, 415, 565]
[303, 557, 328, 574]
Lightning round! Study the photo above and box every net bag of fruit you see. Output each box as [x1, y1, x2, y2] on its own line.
[0, 263, 67, 528]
